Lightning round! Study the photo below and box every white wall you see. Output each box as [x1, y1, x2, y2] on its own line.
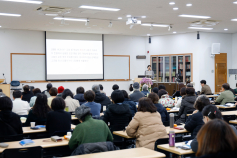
[145, 32, 233, 92]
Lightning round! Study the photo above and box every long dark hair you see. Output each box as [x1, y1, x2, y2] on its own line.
[32, 94, 51, 118]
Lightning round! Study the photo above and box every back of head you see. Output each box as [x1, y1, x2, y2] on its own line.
[186, 87, 195, 96]
[196, 119, 237, 157]
[47, 83, 52, 91]
[158, 89, 167, 98]
[200, 80, 206, 85]
[33, 88, 41, 95]
[62, 89, 73, 99]
[138, 97, 157, 113]
[152, 87, 159, 94]
[49, 87, 58, 96]
[92, 84, 100, 93]
[33, 94, 51, 117]
[76, 87, 84, 94]
[111, 90, 124, 103]
[202, 105, 222, 120]
[99, 84, 103, 90]
[0, 89, 2, 92]
[112, 84, 119, 90]
[178, 83, 185, 90]
[142, 84, 148, 91]
[222, 83, 230, 90]
[51, 97, 65, 111]
[133, 82, 140, 90]
[148, 92, 159, 104]
[0, 96, 13, 111]
[158, 84, 166, 90]
[186, 83, 193, 88]
[180, 87, 186, 96]
[194, 95, 210, 111]
[121, 90, 129, 99]
[75, 105, 91, 121]
[13, 90, 22, 99]
[58, 86, 65, 94]
[23, 85, 30, 93]
[84, 90, 95, 102]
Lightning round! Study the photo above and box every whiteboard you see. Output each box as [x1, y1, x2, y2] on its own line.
[11, 54, 130, 81]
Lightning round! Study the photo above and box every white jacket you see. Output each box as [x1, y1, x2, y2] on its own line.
[65, 96, 80, 112]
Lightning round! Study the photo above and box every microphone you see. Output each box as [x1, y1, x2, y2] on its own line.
[2, 73, 7, 84]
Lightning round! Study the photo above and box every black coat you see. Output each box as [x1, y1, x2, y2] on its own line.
[94, 92, 111, 112]
[185, 111, 204, 139]
[25, 110, 48, 126]
[154, 103, 169, 123]
[22, 91, 33, 103]
[172, 91, 181, 98]
[123, 98, 137, 117]
[198, 150, 237, 158]
[0, 110, 23, 136]
[46, 110, 71, 136]
[74, 94, 87, 105]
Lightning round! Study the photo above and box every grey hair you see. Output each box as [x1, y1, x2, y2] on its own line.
[92, 84, 100, 92]
[142, 84, 148, 91]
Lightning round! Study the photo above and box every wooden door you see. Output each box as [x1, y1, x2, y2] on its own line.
[215, 53, 227, 92]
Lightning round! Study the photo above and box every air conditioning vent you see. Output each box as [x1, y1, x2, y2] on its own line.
[190, 20, 219, 27]
[37, 6, 71, 14]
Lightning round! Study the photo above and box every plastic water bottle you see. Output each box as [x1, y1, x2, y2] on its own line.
[169, 131, 175, 147]
[170, 113, 174, 128]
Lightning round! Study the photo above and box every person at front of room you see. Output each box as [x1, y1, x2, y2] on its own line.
[215, 83, 235, 105]
[144, 65, 154, 79]
[200, 80, 212, 95]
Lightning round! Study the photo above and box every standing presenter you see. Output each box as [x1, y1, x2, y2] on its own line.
[145, 65, 154, 79]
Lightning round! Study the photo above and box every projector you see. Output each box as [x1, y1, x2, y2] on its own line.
[126, 17, 141, 25]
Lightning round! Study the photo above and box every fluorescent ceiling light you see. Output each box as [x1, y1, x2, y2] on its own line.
[233, 1, 237, 4]
[45, 14, 58, 16]
[0, 13, 21, 17]
[79, 5, 120, 11]
[186, 4, 192, 6]
[188, 27, 213, 30]
[173, 8, 178, 10]
[0, 26, 1, 27]
[127, 15, 131, 17]
[179, 14, 211, 19]
[224, 28, 228, 31]
[147, 34, 150, 36]
[141, 23, 170, 27]
[141, 16, 146, 18]
[118, 17, 122, 19]
[2, 0, 42, 4]
[54, 17, 87, 22]
[169, 2, 175, 5]
[231, 19, 237, 21]
[173, 32, 177, 33]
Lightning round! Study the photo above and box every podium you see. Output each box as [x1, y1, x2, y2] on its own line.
[0, 84, 10, 97]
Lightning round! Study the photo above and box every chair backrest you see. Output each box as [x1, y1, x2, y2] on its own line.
[223, 115, 236, 123]
[2, 146, 43, 158]
[163, 121, 169, 126]
[51, 129, 73, 137]
[154, 135, 183, 151]
[10, 81, 20, 87]
[0, 134, 23, 142]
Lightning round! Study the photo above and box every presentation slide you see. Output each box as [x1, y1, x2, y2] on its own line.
[46, 39, 103, 80]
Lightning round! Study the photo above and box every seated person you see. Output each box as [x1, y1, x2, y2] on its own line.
[158, 89, 175, 107]
[141, 84, 150, 96]
[42, 83, 52, 98]
[129, 84, 133, 95]
[175, 88, 196, 124]
[62, 89, 80, 112]
[172, 83, 185, 98]
[92, 84, 111, 112]
[112, 84, 119, 91]
[148, 93, 169, 123]
[25, 94, 51, 126]
[68, 106, 113, 151]
[191, 105, 237, 153]
[216, 83, 235, 105]
[74, 87, 87, 105]
[121, 90, 137, 117]
[158, 84, 166, 90]
[22, 85, 33, 103]
[152, 87, 159, 96]
[46, 98, 71, 136]
[83, 90, 101, 116]
[129, 82, 145, 102]
[12, 90, 30, 115]
[175, 87, 186, 108]
[200, 80, 212, 95]
[29, 88, 42, 107]
[99, 84, 106, 95]
[185, 95, 210, 139]
[195, 119, 237, 158]
[56, 86, 64, 98]
[126, 97, 168, 150]
[234, 83, 237, 94]
[0, 89, 6, 96]
[47, 87, 58, 107]
[0, 96, 23, 136]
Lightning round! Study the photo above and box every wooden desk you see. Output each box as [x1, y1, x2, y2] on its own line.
[167, 110, 179, 113]
[21, 115, 79, 123]
[157, 143, 194, 155]
[0, 137, 69, 153]
[62, 147, 165, 158]
[229, 120, 237, 124]
[216, 105, 236, 109]
[0, 84, 10, 97]
[222, 111, 237, 116]
[206, 95, 219, 98]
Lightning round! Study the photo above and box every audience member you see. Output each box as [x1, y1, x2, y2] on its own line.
[196, 119, 237, 158]
[129, 84, 133, 95]
[12, 90, 30, 115]
[0, 96, 23, 136]
[121, 90, 137, 117]
[191, 105, 237, 153]
[25, 94, 51, 126]
[152, 87, 159, 95]
[0, 89, 6, 96]
[83, 90, 101, 116]
[68, 106, 113, 151]
[22, 85, 33, 103]
[129, 82, 145, 102]
[175, 87, 196, 124]
[141, 84, 150, 96]
[185, 95, 210, 139]
[62, 89, 80, 112]
[47, 87, 58, 107]
[74, 87, 87, 105]
[112, 84, 119, 91]
[216, 83, 235, 105]
[126, 97, 168, 150]
[200, 80, 212, 95]
[175, 87, 186, 108]
[57, 86, 64, 98]
[148, 93, 169, 123]
[158, 89, 175, 107]
[42, 83, 52, 98]
[158, 84, 166, 90]
[92, 84, 111, 112]
[46, 98, 71, 136]
[172, 83, 185, 98]
[234, 83, 237, 94]
[29, 88, 42, 107]
[99, 84, 106, 95]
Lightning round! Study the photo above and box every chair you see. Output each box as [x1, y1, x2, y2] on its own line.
[2, 146, 43, 158]
[51, 129, 73, 137]
[223, 115, 236, 123]
[0, 134, 23, 142]
[10, 81, 22, 91]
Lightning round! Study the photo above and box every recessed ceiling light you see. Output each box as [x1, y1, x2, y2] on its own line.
[79, 5, 120, 11]
[179, 14, 211, 19]
[224, 28, 228, 31]
[0, 13, 21, 17]
[141, 23, 170, 27]
[118, 17, 122, 19]
[147, 34, 150, 36]
[141, 16, 146, 18]
[173, 8, 179, 10]
[231, 19, 237, 21]
[173, 32, 177, 33]
[127, 15, 131, 17]
[0, 26, 1, 28]
[188, 27, 213, 30]
[45, 14, 58, 16]
[169, 2, 175, 5]
[54, 17, 87, 22]
[2, 0, 42, 4]
[233, 1, 237, 4]
[186, 4, 192, 6]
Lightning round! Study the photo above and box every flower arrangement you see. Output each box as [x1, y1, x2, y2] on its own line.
[140, 78, 153, 92]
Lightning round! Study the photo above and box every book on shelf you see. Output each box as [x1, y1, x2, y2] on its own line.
[186, 64, 190, 69]
[185, 56, 191, 62]
[165, 72, 169, 76]
[186, 72, 191, 76]
[179, 64, 183, 69]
